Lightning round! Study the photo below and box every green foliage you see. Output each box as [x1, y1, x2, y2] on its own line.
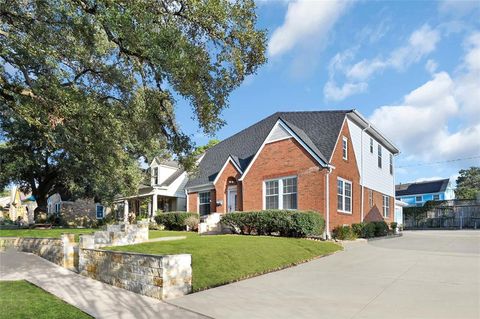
[390, 222, 398, 230]
[154, 211, 197, 231]
[372, 221, 389, 237]
[455, 167, 480, 200]
[332, 225, 357, 240]
[349, 222, 379, 238]
[0, 1, 267, 211]
[192, 139, 221, 157]
[221, 210, 325, 238]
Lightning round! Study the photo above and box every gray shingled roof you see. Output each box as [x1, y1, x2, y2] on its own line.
[395, 179, 450, 197]
[186, 110, 351, 188]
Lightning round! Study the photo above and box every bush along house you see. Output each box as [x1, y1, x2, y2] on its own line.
[185, 110, 399, 238]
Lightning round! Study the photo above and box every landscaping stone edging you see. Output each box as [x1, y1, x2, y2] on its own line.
[78, 247, 192, 300]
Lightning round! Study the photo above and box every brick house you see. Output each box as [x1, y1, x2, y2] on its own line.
[185, 110, 399, 237]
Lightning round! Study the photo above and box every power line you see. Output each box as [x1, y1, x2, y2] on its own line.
[396, 155, 480, 168]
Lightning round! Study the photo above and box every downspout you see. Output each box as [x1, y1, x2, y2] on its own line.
[185, 189, 189, 212]
[360, 124, 370, 222]
[325, 166, 333, 239]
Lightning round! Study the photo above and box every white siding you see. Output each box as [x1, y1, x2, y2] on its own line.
[266, 123, 292, 143]
[347, 119, 395, 196]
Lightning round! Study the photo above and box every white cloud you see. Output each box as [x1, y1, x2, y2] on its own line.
[439, 0, 480, 17]
[268, 0, 352, 58]
[323, 81, 367, 101]
[324, 24, 441, 100]
[425, 59, 438, 74]
[370, 33, 480, 163]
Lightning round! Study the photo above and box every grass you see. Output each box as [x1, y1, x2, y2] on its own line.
[0, 280, 91, 319]
[108, 232, 341, 291]
[0, 228, 97, 242]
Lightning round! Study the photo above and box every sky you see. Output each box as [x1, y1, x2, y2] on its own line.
[175, 0, 480, 185]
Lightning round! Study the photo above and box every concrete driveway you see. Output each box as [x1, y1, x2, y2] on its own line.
[170, 231, 480, 319]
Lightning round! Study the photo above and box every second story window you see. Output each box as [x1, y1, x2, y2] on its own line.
[153, 167, 159, 185]
[370, 138, 374, 153]
[377, 145, 382, 168]
[389, 154, 393, 175]
[342, 136, 348, 160]
[415, 196, 422, 202]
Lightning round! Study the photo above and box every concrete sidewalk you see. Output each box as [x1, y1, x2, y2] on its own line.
[0, 249, 207, 319]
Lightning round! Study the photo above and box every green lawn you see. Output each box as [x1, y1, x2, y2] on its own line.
[108, 232, 341, 291]
[0, 228, 97, 241]
[0, 281, 92, 319]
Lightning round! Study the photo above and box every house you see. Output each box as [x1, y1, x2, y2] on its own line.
[114, 158, 188, 220]
[47, 193, 109, 225]
[185, 110, 399, 237]
[395, 178, 455, 207]
[0, 187, 36, 224]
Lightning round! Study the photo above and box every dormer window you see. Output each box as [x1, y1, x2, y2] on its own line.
[153, 167, 159, 185]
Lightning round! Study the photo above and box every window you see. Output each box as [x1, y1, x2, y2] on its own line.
[383, 195, 390, 218]
[199, 192, 211, 216]
[264, 177, 297, 210]
[369, 189, 373, 208]
[370, 138, 374, 153]
[96, 204, 104, 219]
[152, 167, 159, 185]
[433, 194, 440, 200]
[55, 203, 61, 215]
[265, 180, 279, 209]
[389, 154, 393, 175]
[377, 145, 382, 168]
[337, 178, 352, 213]
[415, 196, 422, 202]
[342, 136, 348, 160]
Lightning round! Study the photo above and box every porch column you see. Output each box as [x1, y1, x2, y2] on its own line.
[123, 199, 129, 224]
[152, 194, 158, 216]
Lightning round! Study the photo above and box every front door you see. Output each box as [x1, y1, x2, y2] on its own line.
[227, 187, 237, 212]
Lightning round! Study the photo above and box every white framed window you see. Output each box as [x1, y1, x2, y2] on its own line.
[198, 191, 211, 216]
[377, 144, 382, 168]
[264, 176, 297, 210]
[342, 136, 348, 160]
[433, 194, 440, 200]
[415, 196, 422, 202]
[389, 153, 393, 175]
[383, 195, 390, 218]
[152, 167, 159, 185]
[368, 189, 373, 208]
[55, 203, 61, 215]
[370, 138, 374, 153]
[337, 178, 352, 213]
[96, 204, 104, 219]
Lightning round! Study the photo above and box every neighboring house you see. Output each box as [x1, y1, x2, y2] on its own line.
[394, 199, 408, 226]
[185, 110, 399, 236]
[115, 158, 188, 219]
[47, 193, 108, 224]
[395, 178, 455, 207]
[0, 187, 36, 224]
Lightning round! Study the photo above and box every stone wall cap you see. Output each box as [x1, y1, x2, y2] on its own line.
[80, 247, 191, 259]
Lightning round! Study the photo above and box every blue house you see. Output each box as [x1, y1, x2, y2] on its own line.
[395, 178, 455, 207]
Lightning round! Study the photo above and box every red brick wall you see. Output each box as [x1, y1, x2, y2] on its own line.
[363, 187, 395, 223]
[328, 121, 362, 229]
[213, 161, 242, 213]
[187, 192, 197, 213]
[241, 138, 327, 214]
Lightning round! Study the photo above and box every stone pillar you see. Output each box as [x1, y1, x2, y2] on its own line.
[152, 194, 158, 216]
[124, 199, 129, 224]
[61, 233, 77, 271]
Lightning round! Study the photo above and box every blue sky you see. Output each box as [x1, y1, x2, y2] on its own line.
[176, 0, 480, 185]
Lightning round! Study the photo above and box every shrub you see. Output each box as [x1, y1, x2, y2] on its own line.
[221, 210, 325, 238]
[154, 211, 197, 230]
[363, 222, 376, 238]
[184, 215, 200, 231]
[351, 223, 365, 237]
[390, 222, 398, 231]
[372, 221, 389, 237]
[332, 225, 357, 240]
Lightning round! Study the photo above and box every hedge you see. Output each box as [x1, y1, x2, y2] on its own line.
[221, 210, 325, 238]
[334, 221, 389, 240]
[154, 211, 197, 230]
[332, 225, 357, 240]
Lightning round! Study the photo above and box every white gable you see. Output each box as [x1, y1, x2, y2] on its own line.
[266, 122, 292, 143]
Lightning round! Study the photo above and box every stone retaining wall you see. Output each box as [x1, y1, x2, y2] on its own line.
[79, 221, 148, 249]
[0, 234, 77, 269]
[79, 248, 192, 300]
